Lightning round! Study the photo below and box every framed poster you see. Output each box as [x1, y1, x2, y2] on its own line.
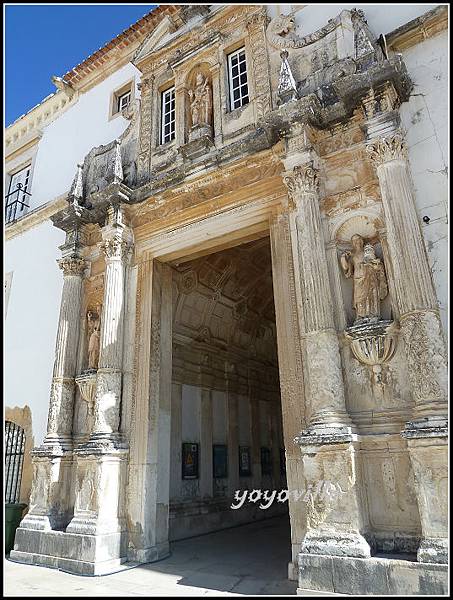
[182, 442, 199, 479]
[280, 447, 286, 477]
[213, 444, 228, 478]
[261, 447, 272, 475]
[239, 446, 251, 476]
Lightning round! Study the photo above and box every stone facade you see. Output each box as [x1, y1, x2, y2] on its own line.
[7, 4, 448, 595]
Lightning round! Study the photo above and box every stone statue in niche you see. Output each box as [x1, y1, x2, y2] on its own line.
[86, 309, 101, 370]
[188, 73, 212, 140]
[340, 234, 388, 324]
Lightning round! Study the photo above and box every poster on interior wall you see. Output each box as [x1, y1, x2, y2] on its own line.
[213, 444, 228, 478]
[182, 442, 199, 479]
[280, 448, 286, 477]
[239, 446, 251, 476]
[261, 447, 272, 475]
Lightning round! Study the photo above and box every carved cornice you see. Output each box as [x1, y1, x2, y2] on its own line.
[366, 134, 408, 165]
[57, 256, 86, 276]
[385, 5, 448, 52]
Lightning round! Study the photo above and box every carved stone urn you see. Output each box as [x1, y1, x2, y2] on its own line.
[344, 320, 398, 385]
[75, 371, 97, 418]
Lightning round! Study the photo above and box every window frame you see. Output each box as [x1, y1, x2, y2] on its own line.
[117, 90, 131, 113]
[227, 46, 250, 111]
[160, 86, 176, 145]
[5, 163, 32, 223]
[109, 80, 134, 120]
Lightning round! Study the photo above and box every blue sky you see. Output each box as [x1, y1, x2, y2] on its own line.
[5, 4, 157, 126]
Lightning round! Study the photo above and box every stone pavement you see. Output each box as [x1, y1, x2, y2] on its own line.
[4, 516, 330, 596]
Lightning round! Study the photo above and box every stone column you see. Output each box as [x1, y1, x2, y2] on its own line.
[282, 163, 352, 432]
[67, 205, 132, 549]
[367, 133, 448, 564]
[282, 137, 370, 560]
[18, 232, 86, 532]
[90, 205, 133, 443]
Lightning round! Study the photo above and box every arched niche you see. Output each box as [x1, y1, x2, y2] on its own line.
[331, 211, 393, 326]
[184, 62, 214, 140]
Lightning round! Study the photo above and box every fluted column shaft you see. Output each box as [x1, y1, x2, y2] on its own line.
[45, 255, 85, 448]
[284, 164, 351, 429]
[91, 208, 133, 441]
[367, 135, 447, 419]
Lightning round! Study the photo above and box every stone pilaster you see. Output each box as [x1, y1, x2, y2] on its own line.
[18, 233, 86, 532]
[367, 130, 448, 564]
[282, 134, 370, 560]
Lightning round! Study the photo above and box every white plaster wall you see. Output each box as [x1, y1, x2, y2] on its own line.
[267, 4, 438, 38]
[398, 30, 448, 336]
[29, 62, 141, 209]
[4, 222, 65, 445]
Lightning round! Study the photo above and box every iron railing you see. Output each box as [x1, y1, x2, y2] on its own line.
[5, 421, 26, 503]
[5, 183, 31, 224]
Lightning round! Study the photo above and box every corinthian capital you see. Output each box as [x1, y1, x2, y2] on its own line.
[57, 256, 86, 276]
[283, 164, 320, 205]
[100, 236, 132, 261]
[366, 134, 408, 165]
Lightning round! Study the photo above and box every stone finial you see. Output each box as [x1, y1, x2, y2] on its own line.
[277, 50, 298, 105]
[113, 139, 124, 184]
[73, 164, 84, 200]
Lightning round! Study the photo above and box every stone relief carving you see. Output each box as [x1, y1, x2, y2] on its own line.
[340, 235, 388, 324]
[266, 13, 340, 50]
[400, 311, 447, 408]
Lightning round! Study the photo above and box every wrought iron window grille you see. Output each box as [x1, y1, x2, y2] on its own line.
[5, 183, 31, 224]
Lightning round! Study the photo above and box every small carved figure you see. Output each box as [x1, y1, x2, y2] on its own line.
[87, 310, 101, 370]
[340, 234, 388, 323]
[188, 73, 212, 128]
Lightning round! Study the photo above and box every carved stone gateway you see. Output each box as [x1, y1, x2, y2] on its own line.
[10, 5, 447, 595]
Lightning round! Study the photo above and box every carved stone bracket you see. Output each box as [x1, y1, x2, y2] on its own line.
[75, 372, 97, 420]
[345, 320, 398, 385]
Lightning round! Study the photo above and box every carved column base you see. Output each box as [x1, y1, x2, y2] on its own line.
[402, 418, 448, 564]
[15, 450, 73, 532]
[66, 447, 128, 536]
[295, 433, 370, 559]
[304, 329, 353, 429]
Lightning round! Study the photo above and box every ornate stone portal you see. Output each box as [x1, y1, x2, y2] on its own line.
[10, 5, 447, 595]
